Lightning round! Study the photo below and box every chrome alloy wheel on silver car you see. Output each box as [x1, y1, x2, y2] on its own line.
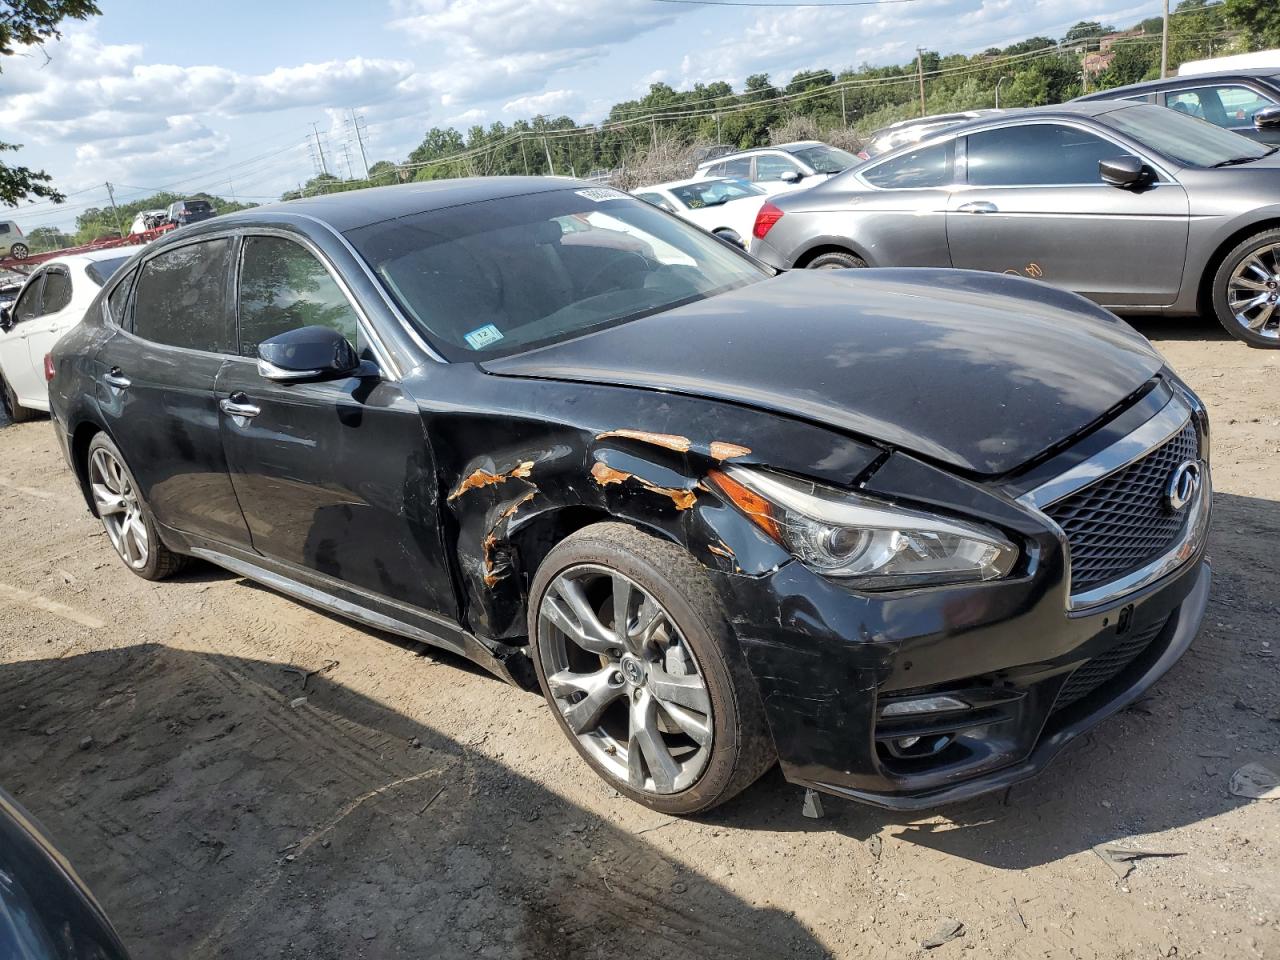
[536, 564, 713, 795]
[1226, 241, 1280, 340]
[89, 446, 149, 570]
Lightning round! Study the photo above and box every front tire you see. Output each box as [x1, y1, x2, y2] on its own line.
[807, 250, 867, 270]
[1211, 228, 1280, 348]
[86, 433, 187, 580]
[9, 243, 28, 260]
[0, 374, 41, 423]
[528, 523, 774, 815]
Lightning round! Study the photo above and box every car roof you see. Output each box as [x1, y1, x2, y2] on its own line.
[214, 176, 587, 233]
[32, 246, 148, 270]
[1077, 68, 1280, 99]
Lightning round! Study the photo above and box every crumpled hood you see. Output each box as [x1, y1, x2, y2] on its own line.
[481, 269, 1164, 476]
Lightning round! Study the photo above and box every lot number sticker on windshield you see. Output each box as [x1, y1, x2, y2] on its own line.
[575, 188, 628, 203]
[464, 324, 505, 350]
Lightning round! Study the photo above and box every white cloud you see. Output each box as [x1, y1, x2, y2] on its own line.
[501, 89, 577, 116]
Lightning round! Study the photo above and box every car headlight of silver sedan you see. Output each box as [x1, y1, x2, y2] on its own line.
[709, 465, 1018, 589]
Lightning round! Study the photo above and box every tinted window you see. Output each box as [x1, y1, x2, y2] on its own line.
[754, 154, 801, 181]
[86, 256, 130, 287]
[967, 124, 1119, 186]
[712, 157, 752, 178]
[41, 270, 72, 315]
[669, 179, 761, 207]
[237, 236, 360, 358]
[862, 142, 952, 188]
[347, 189, 766, 362]
[132, 239, 234, 352]
[0, 224, 9, 234]
[12, 276, 42, 323]
[106, 268, 135, 324]
[788, 144, 857, 174]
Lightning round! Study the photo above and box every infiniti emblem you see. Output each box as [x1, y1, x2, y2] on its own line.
[1165, 460, 1202, 513]
[621, 656, 646, 685]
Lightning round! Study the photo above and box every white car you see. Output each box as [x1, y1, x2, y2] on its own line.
[691, 141, 858, 195]
[0, 247, 142, 421]
[632, 177, 774, 247]
[0, 221, 28, 260]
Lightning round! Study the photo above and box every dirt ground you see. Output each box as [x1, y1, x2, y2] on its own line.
[0, 315, 1277, 960]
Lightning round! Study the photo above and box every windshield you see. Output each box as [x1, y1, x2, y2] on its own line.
[346, 187, 768, 360]
[1103, 102, 1272, 167]
[86, 256, 131, 287]
[669, 178, 763, 208]
[787, 144, 858, 174]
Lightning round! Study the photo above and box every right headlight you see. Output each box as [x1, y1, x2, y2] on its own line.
[708, 465, 1018, 589]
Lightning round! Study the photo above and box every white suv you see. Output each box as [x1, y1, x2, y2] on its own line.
[693, 141, 858, 194]
[0, 221, 28, 260]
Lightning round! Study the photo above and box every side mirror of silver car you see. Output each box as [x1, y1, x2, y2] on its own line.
[1099, 156, 1150, 188]
[779, 170, 803, 184]
[1255, 106, 1280, 130]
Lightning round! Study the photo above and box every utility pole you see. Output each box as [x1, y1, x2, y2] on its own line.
[519, 135, 530, 175]
[310, 122, 329, 176]
[104, 182, 124, 237]
[840, 88, 847, 127]
[350, 109, 371, 180]
[915, 48, 927, 117]
[543, 136, 555, 176]
[650, 117, 658, 150]
[1160, 0, 1170, 78]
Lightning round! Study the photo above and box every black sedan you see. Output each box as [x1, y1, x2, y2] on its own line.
[48, 178, 1212, 813]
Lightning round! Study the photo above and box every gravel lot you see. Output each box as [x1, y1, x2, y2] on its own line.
[0, 316, 1276, 959]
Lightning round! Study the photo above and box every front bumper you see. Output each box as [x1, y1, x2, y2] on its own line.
[721, 549, 1209, 809]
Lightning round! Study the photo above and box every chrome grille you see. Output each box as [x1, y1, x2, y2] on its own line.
[1044, 422, 1198, 594]
[1052, 615, 1170, 714]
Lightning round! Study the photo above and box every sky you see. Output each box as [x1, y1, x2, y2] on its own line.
[3, 0, 1168, 232]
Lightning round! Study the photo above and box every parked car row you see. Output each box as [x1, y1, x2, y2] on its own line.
[747, 100, 1280, 348]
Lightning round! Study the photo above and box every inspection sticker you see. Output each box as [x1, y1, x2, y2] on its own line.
[575, 187, 627, 203]
[464, 324, 505, 349]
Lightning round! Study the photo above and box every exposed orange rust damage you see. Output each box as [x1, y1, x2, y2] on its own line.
[707, 540, 735, 561]
[480, 490, 538, 589]
[591, 461, 698, 511]
[590, 462, 631, 486]
[595, 429, 692, 453]
[481, 532, 502, 587]
[448, 461, 534, 501]
[709, 441, 751, 461]
[499, 489, 536, 521]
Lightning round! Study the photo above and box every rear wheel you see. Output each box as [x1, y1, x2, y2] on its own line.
[528, 523, 774, 815]
[807, 250, 867, 270]
[0, 373, 40, 423]
[86, 433, 187, 580]
[1211, 228, 1280, 348]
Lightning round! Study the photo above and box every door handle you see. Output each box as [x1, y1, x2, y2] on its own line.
[956, 201, 998, 214]
[219, 393, 261, 419]
[103, 367, 131, 389]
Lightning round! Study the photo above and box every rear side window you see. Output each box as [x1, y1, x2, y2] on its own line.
[132, 239, 235, 352]
[237, 236, 360, 357]
[0, 224, 9, 235]
[712, 157, 752, 178]
[41, 270, 72, 314]
[966, 124, 1120, 186]
[107, 268, 136, 325]
[862, 142, 952, 188]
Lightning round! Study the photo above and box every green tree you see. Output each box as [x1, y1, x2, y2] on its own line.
[1, 0, 102, 206]
[1223, 0, 1280, 50]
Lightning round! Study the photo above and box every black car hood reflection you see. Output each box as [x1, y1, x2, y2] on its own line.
[481, 269, 1163, 475]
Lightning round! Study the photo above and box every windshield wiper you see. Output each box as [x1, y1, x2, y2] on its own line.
[1213, 147, 1276, 167]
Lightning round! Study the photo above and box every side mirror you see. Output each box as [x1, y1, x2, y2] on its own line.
[257, 325, 361, 382]
[779, 170, 803, 184]
[0, 307, 10, 331]
[1255, 106, 1280, 130]
[1099, 156, 1150, 188]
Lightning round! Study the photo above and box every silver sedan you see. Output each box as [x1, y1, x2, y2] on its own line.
[750, 101, 1280, 348]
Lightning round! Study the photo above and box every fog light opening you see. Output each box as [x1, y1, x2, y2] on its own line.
[887, 733, 953, 759]
[879, 694, 969, 717]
